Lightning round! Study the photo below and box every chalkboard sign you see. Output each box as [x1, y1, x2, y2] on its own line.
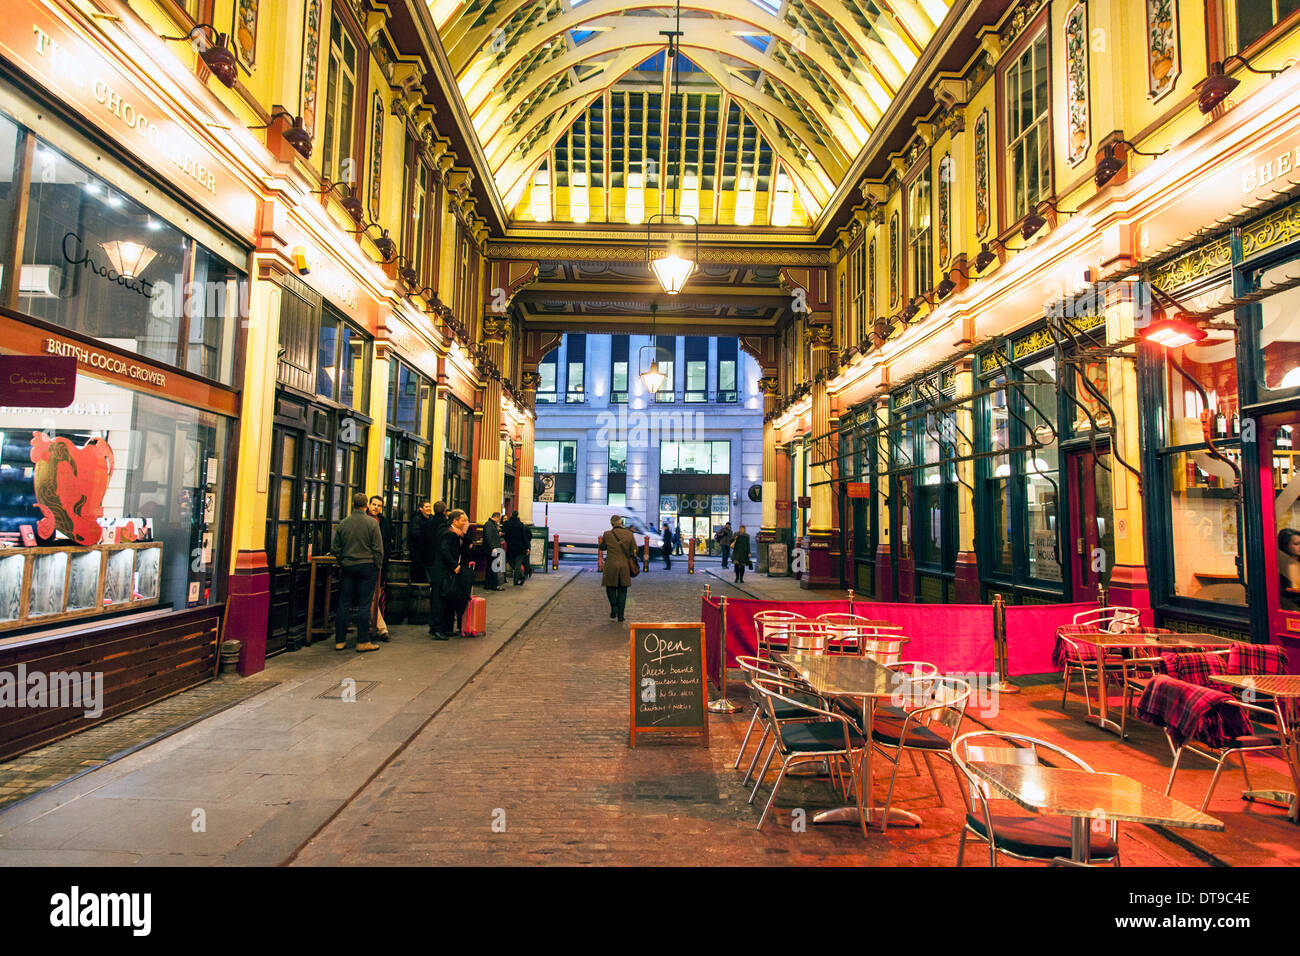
[629, 622, 709, 746]
[768, 543, 789, 576]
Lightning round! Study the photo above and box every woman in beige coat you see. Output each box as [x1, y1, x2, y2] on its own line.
[599, 515, 639, 622]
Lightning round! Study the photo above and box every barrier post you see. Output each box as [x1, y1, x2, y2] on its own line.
[703, 583, 711, 599]
[989, 594, 1019, 695]
[847, 587, 854, 616]
[643, 535, 650, 573]
[597, 538, 604, 573]
[688, 536, 695, 574]
[707, 594, 737, 713]
[1097, 582, 1107, 608]
[552, 534, 559, 570]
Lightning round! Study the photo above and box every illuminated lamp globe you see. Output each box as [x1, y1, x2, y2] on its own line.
[649, 252, 695, 295]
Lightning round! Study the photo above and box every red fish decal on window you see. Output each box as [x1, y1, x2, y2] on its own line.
[29, 432, 115, 546]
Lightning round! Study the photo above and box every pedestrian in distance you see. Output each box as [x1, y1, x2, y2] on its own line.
[502, 510, 529, 585]
[661, 521, 673, 570]
[599, 515, 638, 623]
[672, 523, 683, 556]
[331, 492, 384, 653]
[716, 522, 734, 568]
[482, 511, 505, 590]
[732, 525, 752, 584]
[409, 500, 442, 637]
[367, 495, 393, 641]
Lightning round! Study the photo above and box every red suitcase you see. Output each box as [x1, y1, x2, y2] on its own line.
[462, 596, 486, 637]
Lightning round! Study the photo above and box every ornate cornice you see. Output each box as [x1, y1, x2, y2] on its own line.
[483, 242, 830, 266]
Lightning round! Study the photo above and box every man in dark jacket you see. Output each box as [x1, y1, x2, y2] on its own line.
[431, 500, 449, 538]
[661, 521, 673, 569]
[409, 500, 441, 637]
[331, 492, 384, 652]
[367, 495, 393, 641]
[482, 511, 505, 590]
[502, 511, 529, 585]
[434, 509, 473, 638]
[716, 522, 734, 567]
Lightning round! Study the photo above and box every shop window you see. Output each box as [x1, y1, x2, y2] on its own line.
[1165, 332, 1240, 443]
[685, 336, 708, 402]
[443, 397, 473, 513]
[537, 350, 557, 404]
[717, 338, 738, 402]
[565, 333, 586, 402]
[908, 168, 932, 297]
[388, 360, 430, 435]
[318, 308, 370, 411]
[322, 14, 359, 188]
[1253, 267, 1300, 395]
[1022, 358, 1061, 582]
[1070, 355, 1111, 435]
[17, 134, 240, 385]
[0, 376, 229, 630]
[0, 113, 22, 277]
[407, 156, 430, 286]
[610, 334, 629, 403]
[661, 441, 730, 475]
[1003, 28, 1051, 225]
[608, 441, 627, 473]
[984, 374, 1014, 575]
[534, 439, 576, 503]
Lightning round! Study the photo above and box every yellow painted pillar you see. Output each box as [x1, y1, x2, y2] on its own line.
[518, 372, 538, 524]
[230, 277, 281, 565]
[1106, 286, 1149, 611]
[475, 379, 504, 522]
[803, 328, 840, 588]
[365, 349, 390, 497]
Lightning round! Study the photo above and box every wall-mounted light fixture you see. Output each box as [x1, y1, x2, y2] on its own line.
[249, 110, 313, 159]
[1198, 54, 1291, 114]
[1021, 199, 1077, 241]
[318, 179, 364, 220]
[973, 238, 1009, 272]
[162, 25, 238, 87]
[356, 222, 397, 262]
[1094, 139, 1167, 188]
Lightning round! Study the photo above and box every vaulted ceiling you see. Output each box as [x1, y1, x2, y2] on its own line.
[429, 0, 952, 231]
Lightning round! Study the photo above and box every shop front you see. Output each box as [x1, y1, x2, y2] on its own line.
[658, 440, 732, 553]
[0, 63, 249, 756]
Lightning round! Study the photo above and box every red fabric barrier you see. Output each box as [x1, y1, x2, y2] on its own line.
[856, 603, 996, 674]
[1004, 602, 1097, 676]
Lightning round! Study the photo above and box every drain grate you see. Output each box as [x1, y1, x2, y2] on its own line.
[315, 680, 381, 700]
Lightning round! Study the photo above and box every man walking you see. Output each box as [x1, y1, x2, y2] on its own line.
[599, 515, 638, 622]
[673, 523, 683, 556]
[331, 492, 383, 653]
[482, 511, 505, 590]
[367, 495, 393, 641]
[503, 510, 529, 585]
[409, 500, 441, 637]
[732, 525, 752, 583]
[716, 522, 734, 568]
[661, 521, 673, 569]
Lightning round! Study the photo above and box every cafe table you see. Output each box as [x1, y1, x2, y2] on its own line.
[967, 761, 1224, 864]
[1211, 674, 1300, 822]
[777, 652, 918, 830]
[1067, 632, 1243, 737]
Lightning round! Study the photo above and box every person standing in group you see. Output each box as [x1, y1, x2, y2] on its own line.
[366, 495, 393, 641]
[715, 522, 734, 568]
[503, 510, 529, 585]
[599, 515, 638, 622]
[431, 500, 449, 539]
[409, 500, 442, 637]
[731, 525, 752, 584]
[331, 492, 384, 652]
[661, 521, 673, 570]
[672, 523, 683, 556]
[436, 509, 474, 637]
[482, 511, 505, 591]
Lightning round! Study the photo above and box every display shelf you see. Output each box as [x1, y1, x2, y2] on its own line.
[0, 542, 163, 631]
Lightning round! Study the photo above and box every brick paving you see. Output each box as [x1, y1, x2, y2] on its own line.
[291, 566, 1208, 866]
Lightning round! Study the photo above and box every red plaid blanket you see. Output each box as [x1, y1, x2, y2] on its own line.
[1137, 674, 1252, 749]
[1161, 651, 1227, 687]
[1227, 643, 1289, 676]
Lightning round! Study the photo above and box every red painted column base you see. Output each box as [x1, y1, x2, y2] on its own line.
[897, 555, 916, 602]
[953, 551, 980, 603]
[1108, 564, 1153, 624]
[800, 529, 841, 589]
[875, 543, 893, 601]
[226, 550, 270, 676]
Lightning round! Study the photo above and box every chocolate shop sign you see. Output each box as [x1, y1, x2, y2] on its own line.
[42, 338, 166, 388]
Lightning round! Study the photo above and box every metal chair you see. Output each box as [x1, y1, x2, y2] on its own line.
[753, 610, 805, 660]
[784, 621, 829, 655]
[950, 731, 1121, 866]
[733, 655, 822, 789]
[750, 675, 868, 835]
[870, 676, 971, 831]
[1057, 608, 1140, 713]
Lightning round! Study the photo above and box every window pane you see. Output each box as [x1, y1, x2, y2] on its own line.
[1167, 448, 1246, 604]
[560, 442, 577, 473]
[535, 441, 558, 474]
[1165, 335, 1239, 442]
[317, 313, 339, 399]
[608, 441, 627, 473]
[1258, 273, 1300, 393]
[712, 441, 730, 475]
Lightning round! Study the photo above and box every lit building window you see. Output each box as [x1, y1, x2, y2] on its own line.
[681, 171, 699, 221]
[530, 169, 550, 222]
[570, 170, 589, 223]
[626, 171, 644, 225]
[772, 172, 793, 227]
[734, 174, 755, 226]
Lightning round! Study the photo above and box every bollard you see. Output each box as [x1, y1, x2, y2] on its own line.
[597, 537, 604, 573]
[1097, 582, 1107, 608]
[707, 595, 738, 713]
[643, 535, 650, 573]
[688, 536, 695, 574]
[989, 594, 1019, 695]
[848, 587, 854, 616]
[552, 534, 559, 570]
[703, 583, 711, 599]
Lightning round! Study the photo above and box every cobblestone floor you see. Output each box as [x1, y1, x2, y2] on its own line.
[291, 566, 1206, 866]
[0, 675, 278, 811]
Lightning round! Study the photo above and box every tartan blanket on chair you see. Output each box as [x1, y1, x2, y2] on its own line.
[1053, 624, 1125, 669]
[1137, 675, 1251, 749]
[1227, 643, 1289, 676]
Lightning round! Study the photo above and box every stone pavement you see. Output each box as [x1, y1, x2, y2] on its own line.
[290, 564, 1213, 866]
[0, 568, 577, 865]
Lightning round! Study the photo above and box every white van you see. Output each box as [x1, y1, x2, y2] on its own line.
[535, 502, 663, 552]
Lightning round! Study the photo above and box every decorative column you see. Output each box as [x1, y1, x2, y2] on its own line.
[1105, 286, 1150, 612]
[874, 397, 894, 600]
[366, 319, 391, 500]
[803, 325, 841, 589]
[953, 358, 981, 602]
[518, 370, 540, 524]
[758, 374, 780, 573]
[225, 269, 281, 675]
[473, 316, 508, 523]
